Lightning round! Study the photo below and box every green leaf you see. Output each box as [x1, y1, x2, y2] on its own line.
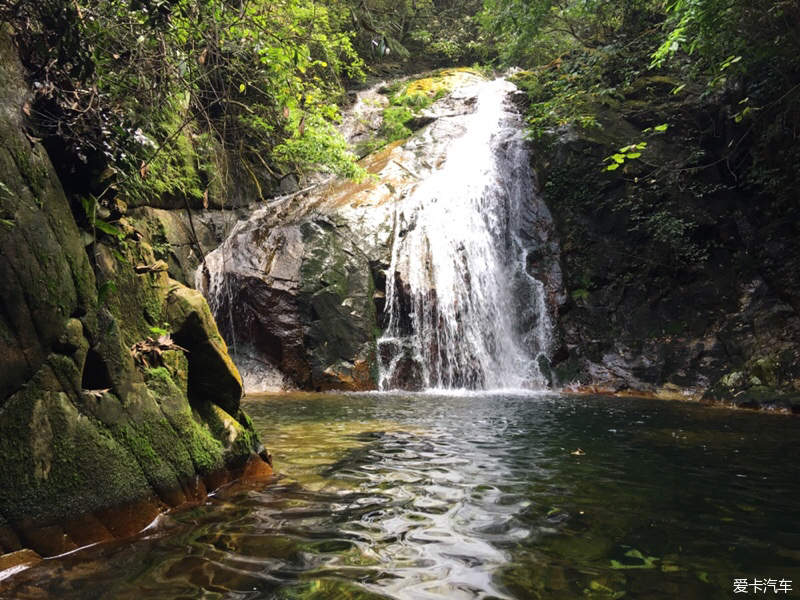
[654, 124, 669, 132]
[80, 195, 95, 219]
[611, 154, 626, 163]
[95, 219, 125, 239]
[625, 152, 642, 159]
[671, 83, 686, 94]
[606, 163, 620, 171]
[239, 83, 246, 93]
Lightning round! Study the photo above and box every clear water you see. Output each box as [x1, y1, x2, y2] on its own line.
[3, 392, 799, 600]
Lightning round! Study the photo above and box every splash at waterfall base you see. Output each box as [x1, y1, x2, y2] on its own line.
[200, 74, 563, 393]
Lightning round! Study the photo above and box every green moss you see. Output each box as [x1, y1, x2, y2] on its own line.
[236, 409, 255, 431]
[370, 68, 484, 147]
[402, 67, 483, 98]
[121, 106, 205, 208]
[95, 236, 171, 347]
[145, 366, 172, 386]
[0, 378, 152, 524]
[145, 367, 226, 474]
[116, 424, 158, 462]
[11, 147, 49, 198]
[380, 105, 415, 142]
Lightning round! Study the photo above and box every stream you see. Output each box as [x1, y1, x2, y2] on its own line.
[4, 391, 799, 599]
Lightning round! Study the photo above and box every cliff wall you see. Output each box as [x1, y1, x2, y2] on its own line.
[0, 31, 270, 560]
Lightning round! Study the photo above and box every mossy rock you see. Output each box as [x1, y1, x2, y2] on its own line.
[165, 280, 243, 413]
[0, 29, 265, 555]
[403, 67, 485, 98]
[0, 366, 153, 526]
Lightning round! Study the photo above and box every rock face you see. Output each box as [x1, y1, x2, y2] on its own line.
[531, 92, 800, 411]
[129, 206, 249, 287]
[199, 71, 562, 393]
[0, 31, 269, 558]
[199, 153, 402, 391]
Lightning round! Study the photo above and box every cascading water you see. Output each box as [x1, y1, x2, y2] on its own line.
[197, 74, 559, 394]
[377, 79, 554, 391]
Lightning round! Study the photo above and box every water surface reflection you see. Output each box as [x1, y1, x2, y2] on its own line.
[3, 392, 799, 600]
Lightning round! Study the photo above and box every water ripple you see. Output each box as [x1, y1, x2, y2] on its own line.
[3, 393, 800, 600]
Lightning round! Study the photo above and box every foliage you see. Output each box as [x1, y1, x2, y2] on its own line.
[346, 0, 487, 66]
[480, 0, 657, 67]
[507, 21, 661, 138]
[650, 0, 800, 204]
[1, 0, 367, 209]
[486, 0, 799, 273]
[380, 105, 415, 142]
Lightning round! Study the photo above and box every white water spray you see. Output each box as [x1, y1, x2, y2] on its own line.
[378, 79, 554, 391]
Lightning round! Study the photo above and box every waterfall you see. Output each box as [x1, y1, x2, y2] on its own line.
[197, 75, 558, 394]
[377, 79, 554, 391]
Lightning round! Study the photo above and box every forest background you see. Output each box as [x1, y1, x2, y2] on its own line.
[0, 0, 797, 294]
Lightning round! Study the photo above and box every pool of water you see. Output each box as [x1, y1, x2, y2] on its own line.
[3, 392, 799, 599]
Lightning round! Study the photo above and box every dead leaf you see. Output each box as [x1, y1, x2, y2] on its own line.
[203, 187, 209, 209]
[130, 335, 188, 368]
[298, 114, 306, 136]
[139, 161, 149, 179]
[134, 260, 168, 274]
[98, 166, 117, 181]
[570, 448, 586, 456]
[22, 101, 31, 116]
[283, 106, 290, 119]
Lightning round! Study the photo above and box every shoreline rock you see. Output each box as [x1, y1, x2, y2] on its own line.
[0, 28, 271, 560]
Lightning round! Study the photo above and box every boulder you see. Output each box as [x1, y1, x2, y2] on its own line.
[202, 216, 381, 391]
[165, 281, 243, 414]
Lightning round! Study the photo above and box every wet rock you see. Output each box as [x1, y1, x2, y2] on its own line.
[534, 92, 800, 407]
[0, 548, 42, 575]
[386, 355, 425, 391]
[200, 108, 451, 391]
[129, 206, 245, 286]
[165, 281, 243, 414]
[279, 174, 300, 195]
[0, 30, 268, 557]
[203, 216, 381, 391]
